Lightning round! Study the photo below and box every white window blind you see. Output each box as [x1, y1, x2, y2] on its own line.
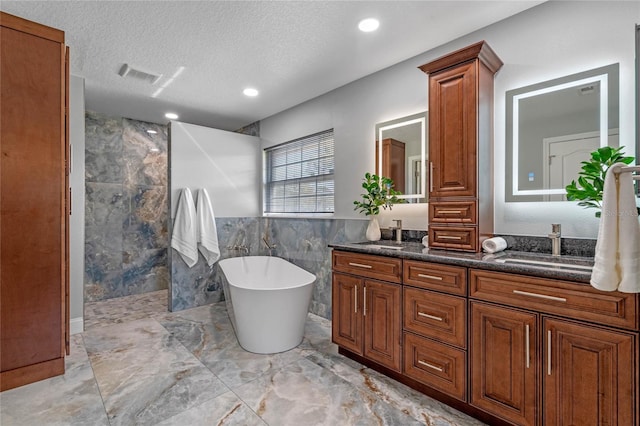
[264, 129, 335, 214]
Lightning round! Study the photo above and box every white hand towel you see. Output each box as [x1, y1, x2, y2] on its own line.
[171, 188, 198, 268]
[482, 237, 508, 254]
[591, 163, 640, 293]
[196, 188, 220, 266]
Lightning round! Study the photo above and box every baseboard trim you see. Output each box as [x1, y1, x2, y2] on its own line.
[1, 357, 64, 391]
[70, 317, 83, 335]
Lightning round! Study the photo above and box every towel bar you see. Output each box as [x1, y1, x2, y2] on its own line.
[611, 165, 640, 180]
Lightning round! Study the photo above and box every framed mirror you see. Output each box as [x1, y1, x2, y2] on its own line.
[505, 63, 619, 202]
[375, 112, 428, 203]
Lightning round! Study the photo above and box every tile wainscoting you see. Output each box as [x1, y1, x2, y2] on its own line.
[169, 217, 368, 318]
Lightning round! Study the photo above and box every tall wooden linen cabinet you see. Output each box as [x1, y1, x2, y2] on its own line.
[1, 12, 70, 391]
[420, 41, 502, 252]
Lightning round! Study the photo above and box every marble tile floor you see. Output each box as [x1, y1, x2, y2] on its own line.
[0, 290, 485, 426]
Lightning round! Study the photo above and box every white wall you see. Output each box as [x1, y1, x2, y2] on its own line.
[260, 54, 430, 230]
[69, 74, 85, 334]
[170, 121, 261, 218]
[260, 1, 639, 237]
[491, 1, 637, 239]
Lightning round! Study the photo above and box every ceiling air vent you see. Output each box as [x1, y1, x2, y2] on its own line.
[118, 63, 162, 85]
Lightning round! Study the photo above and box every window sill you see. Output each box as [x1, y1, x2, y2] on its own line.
[263, 212, 335, 219]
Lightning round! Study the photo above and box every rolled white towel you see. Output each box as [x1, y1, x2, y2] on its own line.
[482, 237, 508, 254]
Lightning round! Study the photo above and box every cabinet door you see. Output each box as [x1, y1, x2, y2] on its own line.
[1, 15, 66, 378]
[363, 279, 402, 372]
[470, 302, 539, 426]
[428, 61, 477, 198]
[544, 318, 636, 426]
[331, 273, 362, 354]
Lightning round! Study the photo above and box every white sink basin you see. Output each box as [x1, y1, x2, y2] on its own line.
[495, 257, 593, 271]
[365, 244, 404, 251]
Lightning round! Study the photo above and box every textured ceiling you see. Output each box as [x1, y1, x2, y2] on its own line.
[1, 1, 543, 130]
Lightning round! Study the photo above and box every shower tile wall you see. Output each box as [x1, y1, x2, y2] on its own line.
[85, 111, 169, 302]
[169, 216, 367, 318]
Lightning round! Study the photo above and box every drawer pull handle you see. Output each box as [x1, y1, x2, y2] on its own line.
[354, 286, 358, 314]
[418, 312, 443, 321]
[513, 290, 567, 303]
[438, 235, 462, 241]
[348, 262, 372, 269]
[547, 330, 552, 376]
[417, 273, 443, 281]
[525, 324, 530, 369]
[418, 360, 443, 372]
[429, 162, 434, 193]
[363, 286, 367, 317]
[438, 210, 463, 214]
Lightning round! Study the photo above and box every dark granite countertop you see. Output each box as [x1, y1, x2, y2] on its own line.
[329, 241, 594, 284]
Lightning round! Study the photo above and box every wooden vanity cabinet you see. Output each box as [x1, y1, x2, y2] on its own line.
[470, 302, 539, 426]
[332, 251, 638, 425]
[544, 317, 636, 426]
[402, 260, 468, 401]
[470, 270, 638, 426]
[331, 252, 402, 372]
[332, 272, 363, 354]
[419, 41, 503, 252]
[1, 12, 69, 391]
[471, 308, 636, 426]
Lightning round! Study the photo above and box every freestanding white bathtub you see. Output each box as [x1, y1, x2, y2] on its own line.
[218, 256, 316, 354]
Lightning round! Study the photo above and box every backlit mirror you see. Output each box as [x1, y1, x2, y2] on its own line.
[375, 112, 428, 203]
[505, 64, 619, 202]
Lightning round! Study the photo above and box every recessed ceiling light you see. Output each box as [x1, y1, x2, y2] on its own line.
[146, 129, 158, 135]
[243, 88, 259, 97]
[358, 18, 379, 32]
[165, 112, 178, 120]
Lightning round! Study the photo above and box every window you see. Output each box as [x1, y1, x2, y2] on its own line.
[264, 129, 335, 214]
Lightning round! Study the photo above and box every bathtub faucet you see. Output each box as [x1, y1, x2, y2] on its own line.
[262, 236, 277, 255]
[226, 245, 250, 255]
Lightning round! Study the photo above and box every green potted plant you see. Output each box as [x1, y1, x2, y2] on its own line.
[353, 172, 403, 241]
[565, 146, 637, 218]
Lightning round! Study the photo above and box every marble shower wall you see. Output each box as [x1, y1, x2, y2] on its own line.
[85, 111, 168, 302]
[170, 216, 367, 319]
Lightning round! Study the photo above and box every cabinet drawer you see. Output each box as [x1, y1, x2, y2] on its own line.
[404, 260, 467, 296]
[470, 269, 639, 330]
[403, 332, 466, 401]
[429, 226, 477, 251]
[429, 201, 476, 224]
[332, 251, 401, 283]
[404, 287, 466, 348]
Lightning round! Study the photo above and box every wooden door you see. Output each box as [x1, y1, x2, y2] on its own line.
[363, 279, 401, 372]
[428, 60, 477, 198]
[331, 273, 362, 355]
[543, 318, 636, 426]
[470, 302, 539, 426]
[1, 12, 67, 389]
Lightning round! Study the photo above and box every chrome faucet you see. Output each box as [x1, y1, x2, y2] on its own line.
[391, 219, 403, 243]
[226, 245, 249, 255]
[262, 235, 277, 255]
[548, 224, 561, 257]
